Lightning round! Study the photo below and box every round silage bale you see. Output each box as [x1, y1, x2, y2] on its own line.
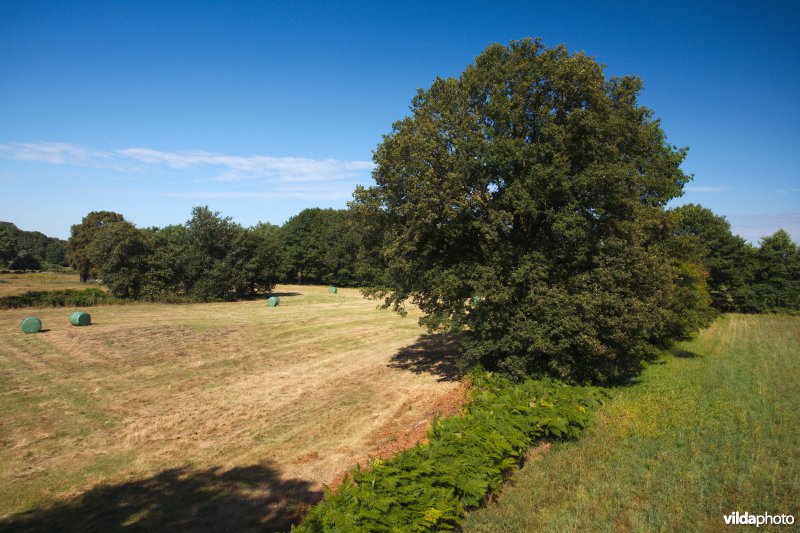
[21, 316, 42, 334]
[328, 286, 337, 294]
[70, 311, 91, 326]
[266, 296, 280, 307]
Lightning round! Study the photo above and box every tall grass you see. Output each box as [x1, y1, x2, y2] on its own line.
[463, 314, 800, 531]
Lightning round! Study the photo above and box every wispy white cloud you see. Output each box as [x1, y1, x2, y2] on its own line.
[0, 141, 375, 184]
[118, 147, 374, 183]
[777, 187, 800, 194]
[685, 186, 726, 193]
[0, 141, 117, 167]
[161, 189, 353, 201]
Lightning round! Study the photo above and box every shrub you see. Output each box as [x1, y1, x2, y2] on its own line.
[9, 254, 42, 271]
[0, 288, 120, 309]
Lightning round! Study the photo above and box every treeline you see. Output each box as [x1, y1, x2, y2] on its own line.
[65, 206, 376, 301]
[63, 203, 799, 313]
[670, 204, 800, 313]
[0, 221, 67, 270]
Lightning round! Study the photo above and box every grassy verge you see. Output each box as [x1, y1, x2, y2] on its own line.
[464, 314, 800, 531]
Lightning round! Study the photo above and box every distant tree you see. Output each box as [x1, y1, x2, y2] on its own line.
[67, 211, 126, 281]
[68, 207, 289, 301]
[184, 206, 242, 300]
[349, 192, 386, 285]
[281, 208, 363, 286]
[314, 210, 364, 286]
[353, 38, 711, 383]
[43, 240, 67, 266]
[16, 230, 49, 258]
[249, 223, 285, 293]
[0, 222, 67, 268]
[281, 208, 329, 284]
[752, 230, 800, 310]
[140, 225, 188, 298]
[222, 227, 268, 297]
[89, 221, 150, 298]
[9, 253, 41, 271]
[669, 204, 756, 311]
[0, 225, 17, 264]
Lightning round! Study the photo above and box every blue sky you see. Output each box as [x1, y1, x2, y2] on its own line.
[1, 0, 798, 242]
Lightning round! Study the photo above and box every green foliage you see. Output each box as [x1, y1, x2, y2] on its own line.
[89, 221, 150, 298]
[0, 221, 68, 268]
[669, 206, 800, 313]
[668, 204, 757, 311]
[224, 223, 284, 298]
[0, 288, 118, 309]
[294, 374, 604, 531]
[752, 229, 800, 311]
[182, 207, 282, 300]
[139, 225, 188, 298]
[66, 211, 126, 280]
[44, 240, 66, 265]
[281, 208, 365, 286]
[653, 261, 717, 344]
[9, 253, 42, 271]
[0, 225, 17, 263]
[355, 38, 705, 383]
[183, 206, 245, 300]
[67, 207, 285, 301]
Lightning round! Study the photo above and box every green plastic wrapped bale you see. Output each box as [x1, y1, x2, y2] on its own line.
[21, 316, 42, 334]
[70, 311, 91, 326]
[266, 296, 280, 307]
[328, 286, 337, 294]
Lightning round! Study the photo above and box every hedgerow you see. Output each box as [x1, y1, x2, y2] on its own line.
[0, 288, 120, 309]
[293, 374, 605, 531]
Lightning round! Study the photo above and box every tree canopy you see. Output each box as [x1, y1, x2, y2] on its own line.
[82, 207, 286, 301]
[89, 220, 149, 298]
[281, 208, 365, 286]
[354, 38, 713, 383]
[668, 204, 756, 311]
[0, 221, 67, 268]
[66, 211, 126, 280]
[753, 229, 800, 311]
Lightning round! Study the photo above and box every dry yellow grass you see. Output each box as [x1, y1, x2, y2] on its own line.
[0, 285, 462, 530]
[0, 272, 95, 297]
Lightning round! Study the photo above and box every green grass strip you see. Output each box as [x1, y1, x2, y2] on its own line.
[463, 314, 800, 531]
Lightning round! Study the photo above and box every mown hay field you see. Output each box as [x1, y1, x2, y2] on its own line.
[0, 284, 463, 530]
[0, 272, 93, 297]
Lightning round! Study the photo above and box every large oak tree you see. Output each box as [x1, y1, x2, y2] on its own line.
[354, 39, 713, 383]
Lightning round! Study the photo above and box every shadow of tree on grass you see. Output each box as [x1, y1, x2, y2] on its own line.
[389, 333, 463, 382]
[672, 348, 702, 359]
[0, 463, 320, 532]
